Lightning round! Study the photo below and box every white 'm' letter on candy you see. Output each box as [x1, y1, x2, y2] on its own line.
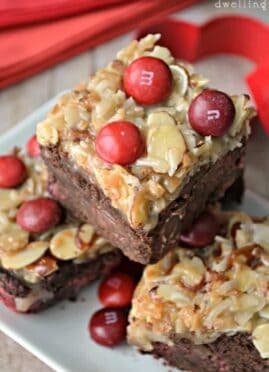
[207, 110, 220, 120]
[105, 311, 118, 324]
[140, 70, 154, 86]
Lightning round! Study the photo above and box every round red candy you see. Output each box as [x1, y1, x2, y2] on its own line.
[180, 212, 219, 248]
[123, 56, 172, 105]
[0, 155, 27, 189]
[16, 197, 62, 233]
[26, 135, 41, 157]
[98, 272, 136, 308]
[95, 121, 144, 165]
[89, 308, 127, 347]
[188, 89, 235, 137]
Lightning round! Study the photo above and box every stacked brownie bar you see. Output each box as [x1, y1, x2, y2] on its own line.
[36, 34, 255, 264]
[32, 33, 269, 369]
[128, 208, 269, 371]
[0, 151, 121, 312]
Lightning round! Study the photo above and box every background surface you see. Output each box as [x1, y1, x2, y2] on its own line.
[0, 2, 268, 371]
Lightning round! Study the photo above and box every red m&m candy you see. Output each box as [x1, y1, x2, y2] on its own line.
[16, 197, 62, 233]
[89, 308, 127, 347]
[123, 56, 172, 105]
[0, 155, 27, 189]
[95, 121, 144, 165]
[188, 89, 235, 137]
[98, 272, 136, 308]
[180, 212, 219, 248]
[26, 135, 41, 158]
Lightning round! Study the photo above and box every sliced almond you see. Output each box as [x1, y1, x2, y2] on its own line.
[234, 294, 264, 313]
[76, 224, 95, 251]
[227, 212, 252, 238]
[145, 46, 174, 65]
[0, 223, 29, 253]
[130, 191, 149, 228]
[171, 257, 205, 288]
[36, 120, 59, 146]
[50, 227, 82, 260]
[229, 95, 254, 137]
[0, 189, 21, 212]
[157, 284, 191, 305]
[259, 305, 269, 320]
[0, 212, 9, 232]
[26, 256, 58, 277]
[234, 267, 257, 292]
[63, 104, 81, 127]
[147, 111, 175, 128]
[253, 323, 269, 358]
[252, 223, 269, 252]
[1, 241, 48, 270]
[147, 112, 186, 176]
[170, 65, 189, 97]
[146, 180, 165, 199]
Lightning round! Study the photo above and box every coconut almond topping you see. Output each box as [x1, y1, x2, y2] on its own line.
[1, 241, 49, 270]
[0, 153, 116, 283]
[36, 34, 255, 231]
[128, 209, 269, 359]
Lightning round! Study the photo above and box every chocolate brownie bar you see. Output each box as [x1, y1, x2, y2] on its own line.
[37, 34, 255, 264]
[128, 208, 269, 371]
[0, 152, 121, 312]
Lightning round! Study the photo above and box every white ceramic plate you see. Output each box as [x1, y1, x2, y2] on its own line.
[0, 97, 268, 372]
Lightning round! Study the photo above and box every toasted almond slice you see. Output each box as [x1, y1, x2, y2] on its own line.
[157, 284, 191, 305]
[131, 191, 149, 228]
[26, 256, 58, 277]
[259, 305, 269, 320]
[37, 120, 59, 146]
[1, 241, 48, 270]
[252, 223, 269, 252]
[0, 223, 29, 253]
[147, 111, 175, 128]
[229, 95, 254, 137]
[0, 212, 9, 232]
[76, 224, 95, 251]
[50, 227, 82, 260]
[63, 104, 80, 127]
[146, 180, 165, 199]
[170, 65, 189, 97]
[227, 212, 252, 238]
[171, 257, 205, 288]
[0, 189, 21, 212]
[147, 112, 186, 176]
[78, 224, 95, 244]
[253, 323, 269, 358]
[145, 46, 174, 65]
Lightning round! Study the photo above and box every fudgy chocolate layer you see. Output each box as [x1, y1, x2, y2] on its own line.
[0, 250, 121, 312]
[43, 145, 245, 264]
[152, 333, 269, 372]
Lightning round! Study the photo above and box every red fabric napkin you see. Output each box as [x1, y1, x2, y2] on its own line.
[0, 0, 128, 28]
[0, 0, 199, 89]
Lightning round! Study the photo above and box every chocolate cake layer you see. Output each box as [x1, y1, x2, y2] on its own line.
[0, 250, 121, 313]
[44, 144, 245, 264]
[152, 333, 269, 372]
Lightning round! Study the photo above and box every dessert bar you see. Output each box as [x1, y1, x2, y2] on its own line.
[37, 34, 254, 264]
[0, 152, 120, 313]
[128, 208, 269, 371]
